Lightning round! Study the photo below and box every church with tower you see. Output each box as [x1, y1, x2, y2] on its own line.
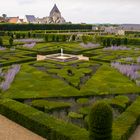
[48, 4, 66, 23]
[35, 4, 66, 24]
[2, 4, 68, 24]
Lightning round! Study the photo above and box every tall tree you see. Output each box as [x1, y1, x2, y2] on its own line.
[89, 102, 113, 140]
[2, 14, 7, 19]
[9, 37, 13, 47]
[0, 37, 3, 46]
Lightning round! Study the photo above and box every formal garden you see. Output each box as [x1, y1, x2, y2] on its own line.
[0, 25, 140, 140]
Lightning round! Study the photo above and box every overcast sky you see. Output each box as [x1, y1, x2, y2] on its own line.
[0, 0, 140, 24]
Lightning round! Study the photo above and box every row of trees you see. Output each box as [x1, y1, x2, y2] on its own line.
[96, 36, 128, 47]
[0, 37, 13, 47]
[6, 32, 77, 42]
[82, 35, 94, 44]
[0, 24, 92, 31]
[44, 34, 76, 42]
[7, 32, 32, 39]
[102, 38, 128, 47]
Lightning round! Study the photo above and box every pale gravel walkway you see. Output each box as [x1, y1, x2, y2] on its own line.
[129, 126, 140, 140]
[0, 115, 46, 140]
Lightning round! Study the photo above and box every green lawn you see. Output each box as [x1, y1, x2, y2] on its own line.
[3, 62, 140, 99]
[81, 64, 140, 95]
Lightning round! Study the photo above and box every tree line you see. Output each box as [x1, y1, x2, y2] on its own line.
[0, 24, 92, 31]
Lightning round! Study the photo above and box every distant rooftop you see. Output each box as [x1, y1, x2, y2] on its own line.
[8, 17, 19, 23]
[25, 15, 36, 23]
[120, 24, 140, 30]
[50, 4, 61, 17]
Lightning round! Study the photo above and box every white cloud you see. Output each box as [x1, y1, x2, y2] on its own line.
[0, 0, 139, 23]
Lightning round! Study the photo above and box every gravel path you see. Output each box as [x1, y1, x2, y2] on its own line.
[129, 126, 140, 140]
[0, 114, 46, 140]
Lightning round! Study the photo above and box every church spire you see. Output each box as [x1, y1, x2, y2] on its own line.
[50, 4, 61, 17]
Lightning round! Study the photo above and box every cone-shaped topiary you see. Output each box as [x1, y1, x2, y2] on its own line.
[89, 101, 113, 140]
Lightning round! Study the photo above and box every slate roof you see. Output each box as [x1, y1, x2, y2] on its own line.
[50, 4, 61, 16]
[25, 15, 36, 23]
[120, 24, 140, 30]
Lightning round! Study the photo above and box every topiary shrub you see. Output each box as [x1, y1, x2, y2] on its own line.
[89, 101, 113, 140]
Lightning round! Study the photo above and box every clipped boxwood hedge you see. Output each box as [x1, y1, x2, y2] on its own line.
[113, 97, 140, 140]
[31, 100, 71, 112]
[103, 95, 130, 112]
[68, 112, 84, 119]
[0, 58, 36, 67]
[0, 99, 89, 140]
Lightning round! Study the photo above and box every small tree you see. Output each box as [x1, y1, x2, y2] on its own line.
[111, 39, 116, 46]
[44, 35, 48, 42]
[16, 33, 21, 39]
[2, 14, 7, 19]
[102, 39, 107, 47]
[11, 33, 14, 39]
[56, 35, 59, 42]
[124, 38, 128, 45]
[22, 34, 26, 39]
[62, 35, 67, 42]
[116, 38, 121, 46]
[52, 35, 55, 42]
[9, 37, 13, 47]
[32, 34, 36, 38]
[82, 35, 88, 44]
[89, 101, 113, 140]
[0, 37, 3, 46]
[28, 32, 31, 38]
[72, 35, 76, 41]
[106, 38, 111, 47]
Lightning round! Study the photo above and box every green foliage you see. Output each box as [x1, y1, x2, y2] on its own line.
[44, 34, 48, 42]
[28, 32, 31, 38]
[103, 96, 130, 111]
[96, 35, 140, 46]
[9, 37, 13, 46]
[31, 100, 71, 112]
[107, 38, 111, 47]
[124, 38, 128, 45]
[77, 98, 89, 104]
[0, 37, 3, 46]
[113, 97, 140, 140]
[68, 112, 83, 119]
[0, 24, 92, 31]
[89, 101, 113, 140]
[82, 35, 88, 44]
[72, 35, 76, 41]
[79, 106, 91, 115]
[0, 76, 5, 82]
[15, 33, 21, 39]
[0, 99, 89, 140]
[116, 38, 121, 46]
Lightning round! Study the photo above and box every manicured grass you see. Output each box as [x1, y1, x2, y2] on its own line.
[3, 63, 140, 99]
[81, 64, 140, 95]
[47, 67, 92, 87]
[33, 42, 85, 51]
[86, 48, 140, 61]
[3, 64, 80, 99]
